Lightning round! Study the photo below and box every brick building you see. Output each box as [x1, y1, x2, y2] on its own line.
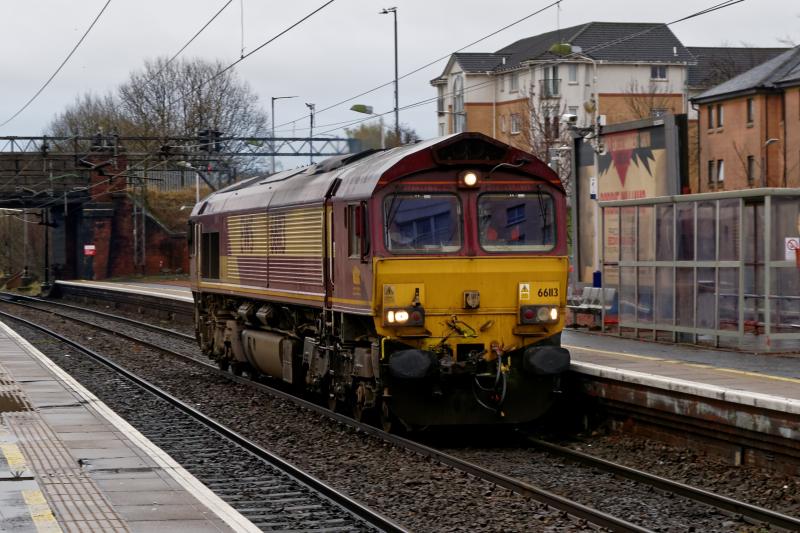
[692, 46, 800, 191]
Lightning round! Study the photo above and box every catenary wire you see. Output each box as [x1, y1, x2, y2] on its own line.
[0, 0, 113, 128]
[309, 0, 748, 138]
[273, 0, 564, 130]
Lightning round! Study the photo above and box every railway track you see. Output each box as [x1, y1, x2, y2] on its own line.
[0, 309, 402, 533]
[4, 297, 800, 531]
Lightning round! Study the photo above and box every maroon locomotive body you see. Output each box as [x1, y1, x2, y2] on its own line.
[190, 133, 570, 428]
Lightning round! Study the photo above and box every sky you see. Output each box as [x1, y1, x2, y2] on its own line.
[1, 0, 798, 156]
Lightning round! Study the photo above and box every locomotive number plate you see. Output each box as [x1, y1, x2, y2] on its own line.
[532, 282, 560, 303]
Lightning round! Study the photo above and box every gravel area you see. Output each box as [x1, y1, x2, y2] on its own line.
[1, 303, 594, 532]
[446, 445, 762, 532]
[563, 431, 800, 519]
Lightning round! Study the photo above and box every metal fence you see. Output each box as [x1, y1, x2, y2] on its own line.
[600, 188, 800, 352]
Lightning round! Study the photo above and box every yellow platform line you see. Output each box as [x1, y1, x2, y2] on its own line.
[23, 490, 62, 533]
[0, 443, 27, 472]
[563, 344, 800, 385]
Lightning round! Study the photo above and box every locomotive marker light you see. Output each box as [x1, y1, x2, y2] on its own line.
[458, 169, 479, 188]
[519, 305, 559, 324]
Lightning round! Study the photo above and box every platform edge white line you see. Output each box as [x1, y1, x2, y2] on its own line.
[0, 319, 260, 533]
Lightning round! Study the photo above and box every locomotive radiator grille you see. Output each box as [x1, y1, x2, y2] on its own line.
[224, 208, 325, 287]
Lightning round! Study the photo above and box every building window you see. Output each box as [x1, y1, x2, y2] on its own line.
[437, 86, 444, 115]
[707, 106, 714, 129]
[651, 65, 667, 80]
[746, 97, 754, 124]
[438, 123, 445, 136]
[747, 156, 755, 184]
[567, 64, 578, 84]
[707, 160, 715, 184]
[500, 74, 505, 92]
[568, 105, 579, 119]
[510, 113, 521, 134]
[716, 104, 724, 128]
[500, 115, 506, 133]
[717, 159, 724, 183]
[510, 71, 519, 92]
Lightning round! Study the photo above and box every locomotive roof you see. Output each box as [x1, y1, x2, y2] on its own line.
[191, 132, 561, 217]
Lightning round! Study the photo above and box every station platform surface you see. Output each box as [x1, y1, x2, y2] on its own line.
[55, 279, 800, 415]
[0, 318, 258, 532]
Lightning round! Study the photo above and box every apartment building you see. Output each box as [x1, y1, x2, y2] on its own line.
[431, 22, 693, 154]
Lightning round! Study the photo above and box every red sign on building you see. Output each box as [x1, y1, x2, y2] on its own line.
[84, 244, 96, 256]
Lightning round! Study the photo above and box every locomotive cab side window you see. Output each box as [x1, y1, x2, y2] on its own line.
[201, 231, 220, 279]
[384, 193, 462, 253]
[478, 192, 555, 252]
[347, 203, 370, 259]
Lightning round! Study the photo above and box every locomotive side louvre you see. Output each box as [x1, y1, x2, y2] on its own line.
[191, 133, 571, 428]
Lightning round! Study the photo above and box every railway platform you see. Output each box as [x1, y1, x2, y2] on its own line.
[54, 279, 800, 467]
[0, 317, 258, 532]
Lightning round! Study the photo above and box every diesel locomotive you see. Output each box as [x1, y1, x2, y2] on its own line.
[190, 132, 570, 429]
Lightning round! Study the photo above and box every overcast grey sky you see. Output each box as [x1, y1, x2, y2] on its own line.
[1, 0, 798, 145]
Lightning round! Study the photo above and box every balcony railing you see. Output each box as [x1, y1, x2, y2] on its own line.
[539, 78, 561, 98]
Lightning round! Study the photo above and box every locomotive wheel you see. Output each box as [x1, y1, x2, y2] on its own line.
[217, 359, 230, 372]
[352, 383, 366, 422]
[380, 400, 393, 433]
[231, 362, 244, 377]
[327, 393, 338, 412]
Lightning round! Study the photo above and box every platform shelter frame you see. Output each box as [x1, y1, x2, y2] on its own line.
[599, 188, 800, 352]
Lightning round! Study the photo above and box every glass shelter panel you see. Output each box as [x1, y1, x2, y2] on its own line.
[696, 267, 716, 330]
[637, 206, 654, 261]
[620, 207, 636, 262]
[676, 203, 695, 261]
[718, 199, 740, 261]
[718, 267, 739, 331]
[675, 267, 695, 328]
[620, 267, 636, 324]
[655, 267, 674, 326]
[656, 204, 674, 261]
[697, 202, 716, 261]
[637, 267, 654, 324]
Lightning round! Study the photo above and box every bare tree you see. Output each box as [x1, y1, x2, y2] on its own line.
[344, 122, 419, 150]
[622, 80, 676, 120]
[48, 57, 270, 171]
[517, 89, 574, 195]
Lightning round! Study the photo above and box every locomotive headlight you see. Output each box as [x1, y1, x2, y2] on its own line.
[384, 307, 425, 327]
[536, 307, 551, 322]
[549, 307, 559, 321]
[458, 170, 480, 188]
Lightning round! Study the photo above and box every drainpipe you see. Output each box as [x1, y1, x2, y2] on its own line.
[489, 71, 496, 138]
[782, 91, 787, 187]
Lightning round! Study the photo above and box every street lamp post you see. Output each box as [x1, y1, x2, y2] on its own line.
[271, 95, 297, 174]
[305, 103, 316, 164]
[350, 104, 385, 149]
[379, 7, 399, 143]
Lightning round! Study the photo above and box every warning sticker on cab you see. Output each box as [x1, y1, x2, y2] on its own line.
[518, 283, 531, 302]
[531, 282, 560, 303]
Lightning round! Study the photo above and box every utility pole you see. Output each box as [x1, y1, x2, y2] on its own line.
[380, 7, 399, 143]
[306, 102, 315, 164]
